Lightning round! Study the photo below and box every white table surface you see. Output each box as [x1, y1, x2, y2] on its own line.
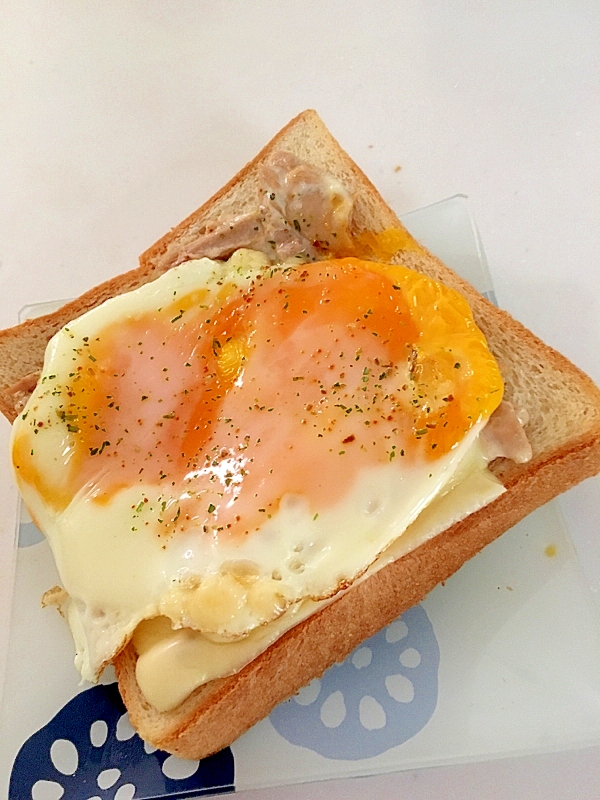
[1, 2, 599, 797]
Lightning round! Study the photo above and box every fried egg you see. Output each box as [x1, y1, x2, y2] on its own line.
[11, 250, 504, 682]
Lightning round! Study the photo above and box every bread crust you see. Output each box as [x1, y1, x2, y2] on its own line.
[115, 432, 600, 758]
[2, 110, 600, 758]
[0, 110, 395, 421]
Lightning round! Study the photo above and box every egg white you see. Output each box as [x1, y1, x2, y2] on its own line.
[134, 441, 504, 712]
[12, 252, 505, 683]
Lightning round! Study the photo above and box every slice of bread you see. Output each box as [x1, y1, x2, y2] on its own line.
[2, 111, 600, 758]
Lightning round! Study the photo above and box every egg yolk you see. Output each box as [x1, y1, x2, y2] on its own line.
[13, 258, 503, 539]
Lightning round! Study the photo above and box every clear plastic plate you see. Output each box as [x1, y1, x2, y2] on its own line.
[2, 196, 600, 799]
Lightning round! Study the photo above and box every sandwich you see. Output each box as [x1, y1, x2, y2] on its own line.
[1, 110, 599, 759]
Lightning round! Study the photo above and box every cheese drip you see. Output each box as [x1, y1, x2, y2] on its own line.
[133, 436, 504, 712]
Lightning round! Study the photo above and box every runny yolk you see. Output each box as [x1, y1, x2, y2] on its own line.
[14, 258, 503, 538]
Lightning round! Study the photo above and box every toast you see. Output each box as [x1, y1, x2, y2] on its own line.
[2, 111, 600, 759]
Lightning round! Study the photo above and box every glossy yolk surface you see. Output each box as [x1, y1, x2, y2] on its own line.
[13, 258, 503, 539]
[355, 227, 425, 259]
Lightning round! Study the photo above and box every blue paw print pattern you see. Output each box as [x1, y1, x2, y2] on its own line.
[9, 683, 234, 799]
[270, 604, 439, 760]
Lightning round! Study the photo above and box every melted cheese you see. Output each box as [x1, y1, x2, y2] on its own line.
[133, 438, 503, 712]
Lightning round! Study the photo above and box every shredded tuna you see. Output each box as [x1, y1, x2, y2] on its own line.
[259, 152, 354, 255]
[481, 400, 533, 464]
[175, 207, 320, 266]
[173, 151, 355, 266]
[7, 371, 40, 416]
[175, 214, 268, 264]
